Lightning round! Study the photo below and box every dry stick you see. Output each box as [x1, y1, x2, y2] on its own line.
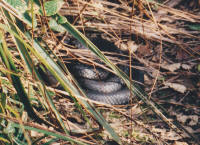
[72, 0, 89, 25]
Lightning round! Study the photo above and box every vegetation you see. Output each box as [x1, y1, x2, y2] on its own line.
[0, 0, 199, 144]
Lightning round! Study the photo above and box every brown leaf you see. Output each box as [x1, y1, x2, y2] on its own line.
[173, 141, 188, 145]
[162, 63, 181, 72]
[165, 82, 187, 93]
[138, 44, 151, 57]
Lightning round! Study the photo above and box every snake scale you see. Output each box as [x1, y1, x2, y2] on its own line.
[39, 37, 144, 105]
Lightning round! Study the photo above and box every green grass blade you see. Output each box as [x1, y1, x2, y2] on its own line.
[0, 21, 122, 143]
[0, 31, 41, 122]
[11, 122, 88, 145]
[2, 9, 71, 137]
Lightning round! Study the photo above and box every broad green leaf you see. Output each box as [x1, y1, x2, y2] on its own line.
[5, 0, 27, 13]
[3, 0, 37, 27]
[49, 19, 66, 32]
[42, 0, 64, 16]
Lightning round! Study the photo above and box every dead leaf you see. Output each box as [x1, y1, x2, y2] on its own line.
[181, 64, 192, 70]
[162, 63, 181, 72]
[173, 141, 188, 145]
[176, 114, 198, 126]
[165, 82, 187, 93]
[116, 41, 139, 52]
[127, 41, 139, 53]
[152, 127, 182, 140]
[138, 44, 151, 56]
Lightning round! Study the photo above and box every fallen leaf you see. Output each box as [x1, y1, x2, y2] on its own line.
[138, 44, 151, 56]
[162, 63, 181, 72]
[152, 127, 182, 140]
[181, 64, 192, 70]
[176, 114, 198, 126]
[165, 82, 187, 93]
[173, 141, 188, 145]
[127, 41, 139, 53]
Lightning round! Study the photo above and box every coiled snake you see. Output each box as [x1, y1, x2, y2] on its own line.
[39, 37, 144, 105]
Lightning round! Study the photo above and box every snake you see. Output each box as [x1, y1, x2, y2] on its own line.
[65, 37, 144, 105]
[39, 36, 144, 105]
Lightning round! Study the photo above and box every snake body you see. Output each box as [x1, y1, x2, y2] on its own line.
[66, 37, 144, 105]
[39, 37, 144, 104]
